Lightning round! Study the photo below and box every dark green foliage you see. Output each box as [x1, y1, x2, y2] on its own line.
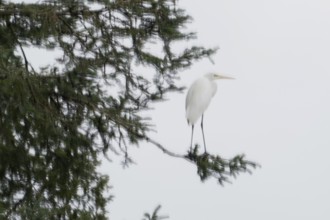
[0, 0, 257, 219]
[0, 0, 216, 219]
[187, 145, 259, 185]
[142, 205, 168, 220]
[143, 137, 259, 186]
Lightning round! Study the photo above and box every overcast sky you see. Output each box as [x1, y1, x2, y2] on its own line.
[105, 0, 330, 219]
[15, 0, 330, 219]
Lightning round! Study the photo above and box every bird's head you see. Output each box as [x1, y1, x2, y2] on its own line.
[206, 73, 235, 80]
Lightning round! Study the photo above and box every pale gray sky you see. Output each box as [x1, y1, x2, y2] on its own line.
[106, 0, 330, 219]
[15, 0, 330, 219]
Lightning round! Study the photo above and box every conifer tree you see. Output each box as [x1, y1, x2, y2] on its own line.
[0, 0, 258, 219]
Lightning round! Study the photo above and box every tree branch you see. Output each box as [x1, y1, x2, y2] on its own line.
[144, 137, 186, 159]
[143, 136, 260, 185]
[7, 22, 29, 73]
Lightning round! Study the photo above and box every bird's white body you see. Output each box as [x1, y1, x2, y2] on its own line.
[185, 73, 233, 151]
[185, 75, 217, 125]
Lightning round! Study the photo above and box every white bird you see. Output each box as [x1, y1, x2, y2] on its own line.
[185, 73, 234, 152]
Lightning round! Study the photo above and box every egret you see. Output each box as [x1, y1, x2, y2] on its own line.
[185, 73, 234, 152]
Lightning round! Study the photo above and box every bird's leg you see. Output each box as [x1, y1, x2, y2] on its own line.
[201, 114, 207, 153]
[190, 125, 194, 151]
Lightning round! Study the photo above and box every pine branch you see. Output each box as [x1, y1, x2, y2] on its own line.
[7, 22, 29, 73]
[142, 205, 169, 220]
[0, 0, 223, 218]
[143, 137, 260, 185]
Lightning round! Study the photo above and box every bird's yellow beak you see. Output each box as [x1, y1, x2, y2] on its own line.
[215, 74, 235, 80]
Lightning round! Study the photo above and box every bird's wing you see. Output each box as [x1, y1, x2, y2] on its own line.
[185, 78, 215, 124]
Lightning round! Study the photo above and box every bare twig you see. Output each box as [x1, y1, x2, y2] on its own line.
[144, 137, 186, 159]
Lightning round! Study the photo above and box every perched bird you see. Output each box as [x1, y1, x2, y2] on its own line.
[185, 73, 234, 152]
